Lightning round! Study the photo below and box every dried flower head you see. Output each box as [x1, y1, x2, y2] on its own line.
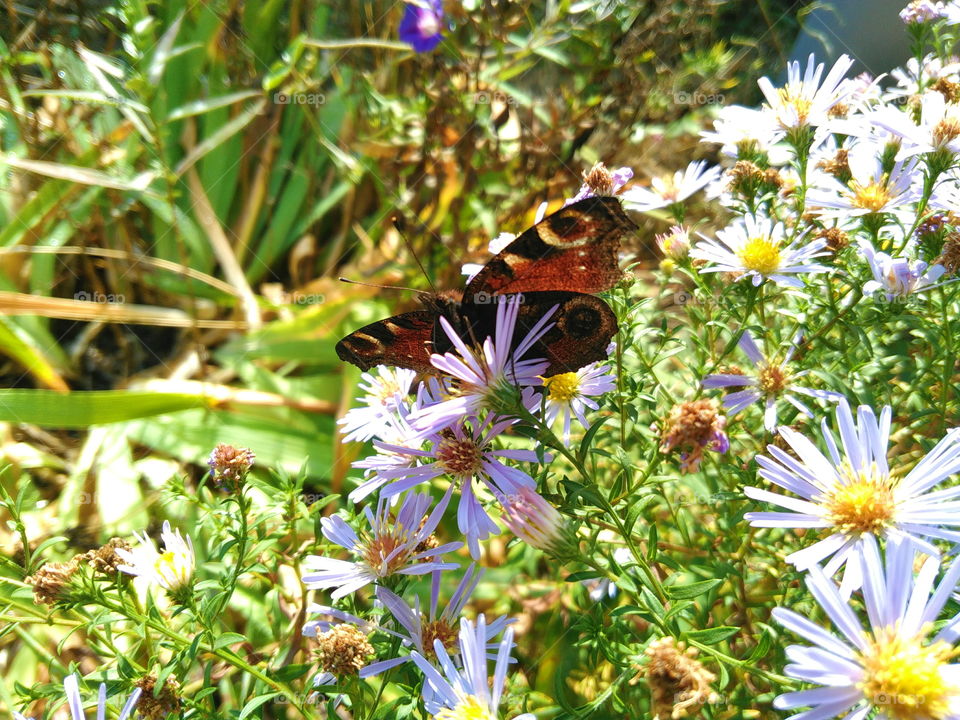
[27, 558, 79, 605]
[817, 148, 851, 181]
[660, 399, 729, 473]
[815, 226, 850, 253]
[932, 76, 960, 104]
[207, 443, 255, 491]
[83, 537, 132, 575]
[582, 162, 616, 196]
[134, 674, 181, 720]
[315, 624, 374, 677]
[937, 230, 960, 275]
[640, 637, 719, 719]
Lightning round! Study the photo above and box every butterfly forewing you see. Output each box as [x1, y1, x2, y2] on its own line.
[464, 195, 636, 299]
[335, 310, 435, 373]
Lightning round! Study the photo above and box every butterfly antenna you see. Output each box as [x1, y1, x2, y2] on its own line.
[392, 214, 438, 294]
[338, 277, 422, 293]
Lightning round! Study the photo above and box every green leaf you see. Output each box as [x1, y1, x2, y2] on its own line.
[213, 632, 247, 650]
[665, 578, 723, 600]
[685, 626, 739, 645]
[0, 390, 214, 427]
[238, 693, 281, 720]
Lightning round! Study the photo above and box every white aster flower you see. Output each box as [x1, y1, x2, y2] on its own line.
[338, 366, 418, 443]
[900, 0, 947, 22]
[690, 214, 830, 288]
[745, 399, 960, 595]
[117, 520, 194, 594]
[871, 91, 960, 160]
[702, 329, 842, 432]
[411, 615, 535, 720]
[700, 105, 788, 161]
[860, 239, 947, 301]
[773, 534, 960, 720]
[757, 53, 855, 131]
[621, 160, 721, 213]
[541, 359, 616, 445]
[806, 141, 922, 219]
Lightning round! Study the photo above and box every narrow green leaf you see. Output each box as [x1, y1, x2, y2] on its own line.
[0, 390, 214, 427]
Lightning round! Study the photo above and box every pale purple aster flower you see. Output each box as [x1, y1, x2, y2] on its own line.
[398, 0, 444, 53]
[501, 487, 567, 551]
[656, 225, 692, 260]
[372, 566, 511, 673]
[373, 417, 548, 559]
[703, 329, 843, 432]
[745, 399, 960, 595]
[690, 214, 830, 288]
[773, 534, 960, 719]
[338, 366, 418, 443]
[901, 0, 947, 22]
[411, 615, 536, 720]
[61, 674, 142, 720]
[806, 141, 923, 219]
[859, 239, 947, 301]
[542, 360, 616, 445]
[757, 53, 855, 131]
[301, 490, 461, 599]
[621, 160, 721, 213]
[409, 297, 554, 435]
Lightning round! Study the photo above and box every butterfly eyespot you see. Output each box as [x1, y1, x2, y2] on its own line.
[562, 304, 601, 337]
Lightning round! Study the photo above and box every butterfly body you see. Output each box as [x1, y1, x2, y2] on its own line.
[335, 195, 636, 376]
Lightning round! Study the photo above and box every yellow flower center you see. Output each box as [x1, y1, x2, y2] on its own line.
[737, 236, 782, 275]
[859, 626, 959, 720]
[822, 463, 897, 535]
[543, 372, 581, 402]
[372, 377, 402, 403]
[436, 695, 495, 720]
[420, 618, 460, 660]
[756, 362, 789, 395]
[849, 180, 893, 213]
[776, 87, 813, 125]
[435, 436, 484, 479]
[154, 550, 191, 591]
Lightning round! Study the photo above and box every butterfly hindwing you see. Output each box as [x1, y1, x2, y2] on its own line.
[335, 310, 436, 373]
[464, 195, 636, 298]
[435, 291, 617, 376]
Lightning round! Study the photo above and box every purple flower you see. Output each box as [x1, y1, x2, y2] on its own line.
[399, 0, 444, 53]
[703, 329, 842, 432]
[301, 491, 461, 599]
[409, 297, 555, 436]
[370, 417, 548, 559]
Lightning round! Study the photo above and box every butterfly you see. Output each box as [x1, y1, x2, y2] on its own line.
[335, 195, 637, 377]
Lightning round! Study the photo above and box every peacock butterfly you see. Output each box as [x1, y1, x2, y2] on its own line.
[335, 195, 637, 377]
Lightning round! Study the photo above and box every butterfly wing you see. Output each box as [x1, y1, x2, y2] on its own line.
[464, 195, 636, 298]
[335, 310, 437, 373]
[436, 291, 617, 376]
